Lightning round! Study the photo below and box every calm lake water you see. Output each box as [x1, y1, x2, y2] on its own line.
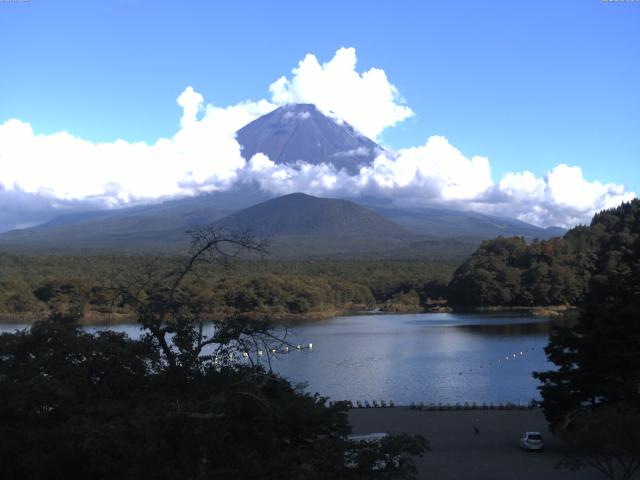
[0, 312, 559, 405]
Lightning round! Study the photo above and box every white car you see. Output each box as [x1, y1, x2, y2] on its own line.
[520, 431, 544, 451]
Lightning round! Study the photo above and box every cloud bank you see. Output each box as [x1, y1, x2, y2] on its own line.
[1, 92, 275, 200]
[269, 47, 413, 140]
[0, 47, 635, 232]
[240, 136, 635, 228]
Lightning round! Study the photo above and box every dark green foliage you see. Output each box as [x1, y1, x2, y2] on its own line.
[448, 237, 528, 306]
[534, 200, 640, 429]
[0, 315, 353, 479]
[219, 274, 375, 315]
[0, 227, 428, 479]
[0, 313, 157, 479]
[0, 279, 40, 315]
[446, 203, 640, 307]
[344, 433, 430, 478]
[557, 405, 640, 480]
[382, 290, 422, 313]
[533, 200, 640, 478]
[0, 255, 457, 321]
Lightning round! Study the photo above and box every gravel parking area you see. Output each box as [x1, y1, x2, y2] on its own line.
[349, 408, 603, 480]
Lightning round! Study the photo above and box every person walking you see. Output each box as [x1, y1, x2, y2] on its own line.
[474, 418, 480, 435]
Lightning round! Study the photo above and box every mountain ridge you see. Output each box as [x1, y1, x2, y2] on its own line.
[0, 104, 567, 256]
[213, 192, 405, 237]
[236, 103, 381, 174]
[0, 191, 564, 259]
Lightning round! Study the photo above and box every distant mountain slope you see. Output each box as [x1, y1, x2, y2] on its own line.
[0, 191, 480, 260]
[215, 193, 404, 237]
[0, 189, 565, 257]
[235, 103, 381, 174]
[210, 194, 480, 260]
[364, 204, 565, 240]
[0, 192, 408, 250]
[0, 194, 237, 249]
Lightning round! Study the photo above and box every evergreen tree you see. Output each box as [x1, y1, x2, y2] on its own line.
[534, 200, 640, 429]
[534, 200, 640, 479]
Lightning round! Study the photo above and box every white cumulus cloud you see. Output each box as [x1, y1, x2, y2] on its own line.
[0, 88, 276, 212]
[240, 135, 634, 228]
[269, 47, 413, 140]
[0, 48, 635, 233]
[364, 136, 494, 201]
[488, 164, 636, 227]
[176, 86, 204, 127]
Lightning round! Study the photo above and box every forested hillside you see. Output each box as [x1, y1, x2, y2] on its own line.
[0, 255, 455, 323]
[4, 200, 636, 319]
[448, 199, 640, 307]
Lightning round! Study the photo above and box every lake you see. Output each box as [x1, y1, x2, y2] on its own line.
[268, 312, 558, 405]
[0, 312, 560, 405]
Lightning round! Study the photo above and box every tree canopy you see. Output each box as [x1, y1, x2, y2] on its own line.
[533, 200, 640, 479]
[0, 254, 456, 323]
[533, 200, 640, 427]
[448, 201, 640, 307]
[0, 226, 428, 479]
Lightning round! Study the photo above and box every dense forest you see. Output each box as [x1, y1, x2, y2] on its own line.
[0, 255, 455, 323]
[3, 200, 638, 320]
[0, 229, 428, 479]
[448, 200, 640, 307]
[532, 200, 640, 479]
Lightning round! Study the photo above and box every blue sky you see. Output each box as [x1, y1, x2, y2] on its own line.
[0, 0, 638, 229]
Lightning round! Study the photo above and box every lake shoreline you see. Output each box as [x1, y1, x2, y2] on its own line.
[0, 304, 577, 326]
[0, 308, 355, 326]
[453, 305, 578, 318]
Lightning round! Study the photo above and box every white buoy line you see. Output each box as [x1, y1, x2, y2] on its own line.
[228, 342, 314, 361]
[457, 347, 538, 376]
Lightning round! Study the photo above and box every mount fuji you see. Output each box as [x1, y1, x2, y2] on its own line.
[0, 104, 565, 257]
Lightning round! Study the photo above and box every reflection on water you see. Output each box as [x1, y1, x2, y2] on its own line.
[458, 321, 553, 336]
[458, 316, 575, 337]
[269, 312, 561, 405]
[0, 312, 562, 405]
